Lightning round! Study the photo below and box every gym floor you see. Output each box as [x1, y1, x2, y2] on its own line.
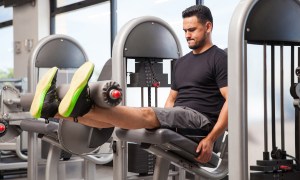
[9, 165, 183, 180]
[9, 164, 180, 180]
[6, 164, 112, 180]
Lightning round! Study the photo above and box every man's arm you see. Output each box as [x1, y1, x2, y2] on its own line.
[195, 86, 228, 163]
[164, 89, 178, 108]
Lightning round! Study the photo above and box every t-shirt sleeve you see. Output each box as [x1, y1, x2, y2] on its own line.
[171, 60, 178, 90]
[215, 52, 228, 88]
[171, 81, 177, 90]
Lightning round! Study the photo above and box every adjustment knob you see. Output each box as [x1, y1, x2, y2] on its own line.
[0, 123, 6, 133]
[110, 89, 122, 100]
[0, 121, 8, 137]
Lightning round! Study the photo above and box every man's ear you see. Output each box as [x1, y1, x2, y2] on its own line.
[206, 21, 213, 33]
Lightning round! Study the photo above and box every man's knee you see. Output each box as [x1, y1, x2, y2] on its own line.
[140, 107, 160, 129]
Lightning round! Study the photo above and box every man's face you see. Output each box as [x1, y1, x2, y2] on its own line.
[183, 16, 211, 50]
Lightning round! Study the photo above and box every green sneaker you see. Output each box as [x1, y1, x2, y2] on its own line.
[58, 61, 94, 118]
[30, 67, 59, 118]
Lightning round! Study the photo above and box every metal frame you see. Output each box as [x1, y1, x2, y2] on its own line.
[27, 34, 88, 180]
[111, 16, 182, 180]
[229, 0, 300, 179]
[228, 0, 257, 179]
[110, 0, 117, 55]
[0, 20, 12, 29]
[26, 34, 117, 180]
[49, 0, 110, 34]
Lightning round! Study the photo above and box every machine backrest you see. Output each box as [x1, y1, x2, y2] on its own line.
[112, 16, 182, 97]
[123, 21, 180, 59]
[28, 34, 88, 93]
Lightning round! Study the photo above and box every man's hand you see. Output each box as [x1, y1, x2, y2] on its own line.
[194, 86, 228, 163]
[195, 137, 214, 163]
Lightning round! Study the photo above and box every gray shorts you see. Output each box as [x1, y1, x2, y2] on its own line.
[151, 106, 213, 132]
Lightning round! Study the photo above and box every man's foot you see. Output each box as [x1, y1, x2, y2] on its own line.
[58, 61, 94, 118]
[30, 67, 59, 118]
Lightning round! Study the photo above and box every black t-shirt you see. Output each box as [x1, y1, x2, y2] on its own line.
[171, 45, 227, 123]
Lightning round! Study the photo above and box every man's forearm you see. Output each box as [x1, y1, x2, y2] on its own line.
[206, 100, 228, 142]
[164, 90, 178, 108]
[164, 101, 174, 108]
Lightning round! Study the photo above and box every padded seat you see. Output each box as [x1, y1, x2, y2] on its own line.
[115, 128, 220, 168]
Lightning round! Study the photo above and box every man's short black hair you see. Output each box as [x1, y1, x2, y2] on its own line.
[182, 5, 213, 25]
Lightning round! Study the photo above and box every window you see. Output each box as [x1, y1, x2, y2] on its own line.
[0, 26, 13, 78]
[0, 6, 13, 22]
[55, 2, 111, 81]
[0, 6, 13, 79]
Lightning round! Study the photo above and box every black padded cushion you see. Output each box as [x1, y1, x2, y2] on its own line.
[35, 38, 86, 68]
[115, 128, 219, 168]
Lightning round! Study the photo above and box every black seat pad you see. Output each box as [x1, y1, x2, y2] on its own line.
[115, 128, 219, 168]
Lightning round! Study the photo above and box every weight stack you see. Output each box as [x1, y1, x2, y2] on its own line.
[128, 143, 156, 175]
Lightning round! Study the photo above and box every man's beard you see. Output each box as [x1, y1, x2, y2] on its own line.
[188, 34, 207, 50]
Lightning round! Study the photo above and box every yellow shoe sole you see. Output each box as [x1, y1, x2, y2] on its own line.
[30, 67, 58, 118]
[58, 61, 94, 117]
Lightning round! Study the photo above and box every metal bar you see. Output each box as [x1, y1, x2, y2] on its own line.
[244, 39, 249, 169]
[155, 87, 158, 107]
[110, 0, 117, 56]
[49, 0, 56, 34]
[196, 0, 204, 5]
[298, 47, 300, 83]
[291, 46, 294, 86]
[227, 0, 255, 178]
[0, 162, 27, 170]
[113, 140, 127, 179]
[263, 44, 269, 159]
[148, 87, 151, 107]
[296, 107, 300, 161]
[0, 143, 18, 150]
[27, 132, 39, 180]
[271, 45, 276, 150]
[0, 20, 12, 29]
[153, 156, 171, 180]
[280, 45, 285, 151]
[15, 136, 25, 161]
[141, 87, 144, 107]
[296, 47, 300, 161]
[83, 160, 96, 180]
[45, 145, 61, 180]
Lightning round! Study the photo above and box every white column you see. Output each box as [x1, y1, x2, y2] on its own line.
[13, 0, 50, 78]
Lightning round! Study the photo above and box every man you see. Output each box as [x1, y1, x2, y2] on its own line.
[30, 5, 227, 164]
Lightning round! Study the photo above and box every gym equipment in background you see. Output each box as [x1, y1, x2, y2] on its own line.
[0, 34, 117, 180]
[228, 0, 300, 179]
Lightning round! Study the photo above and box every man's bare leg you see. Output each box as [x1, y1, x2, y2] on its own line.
[55, 114, 114, 128]
[60, 106, 160, 130]
[54, 61, 160, 129]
